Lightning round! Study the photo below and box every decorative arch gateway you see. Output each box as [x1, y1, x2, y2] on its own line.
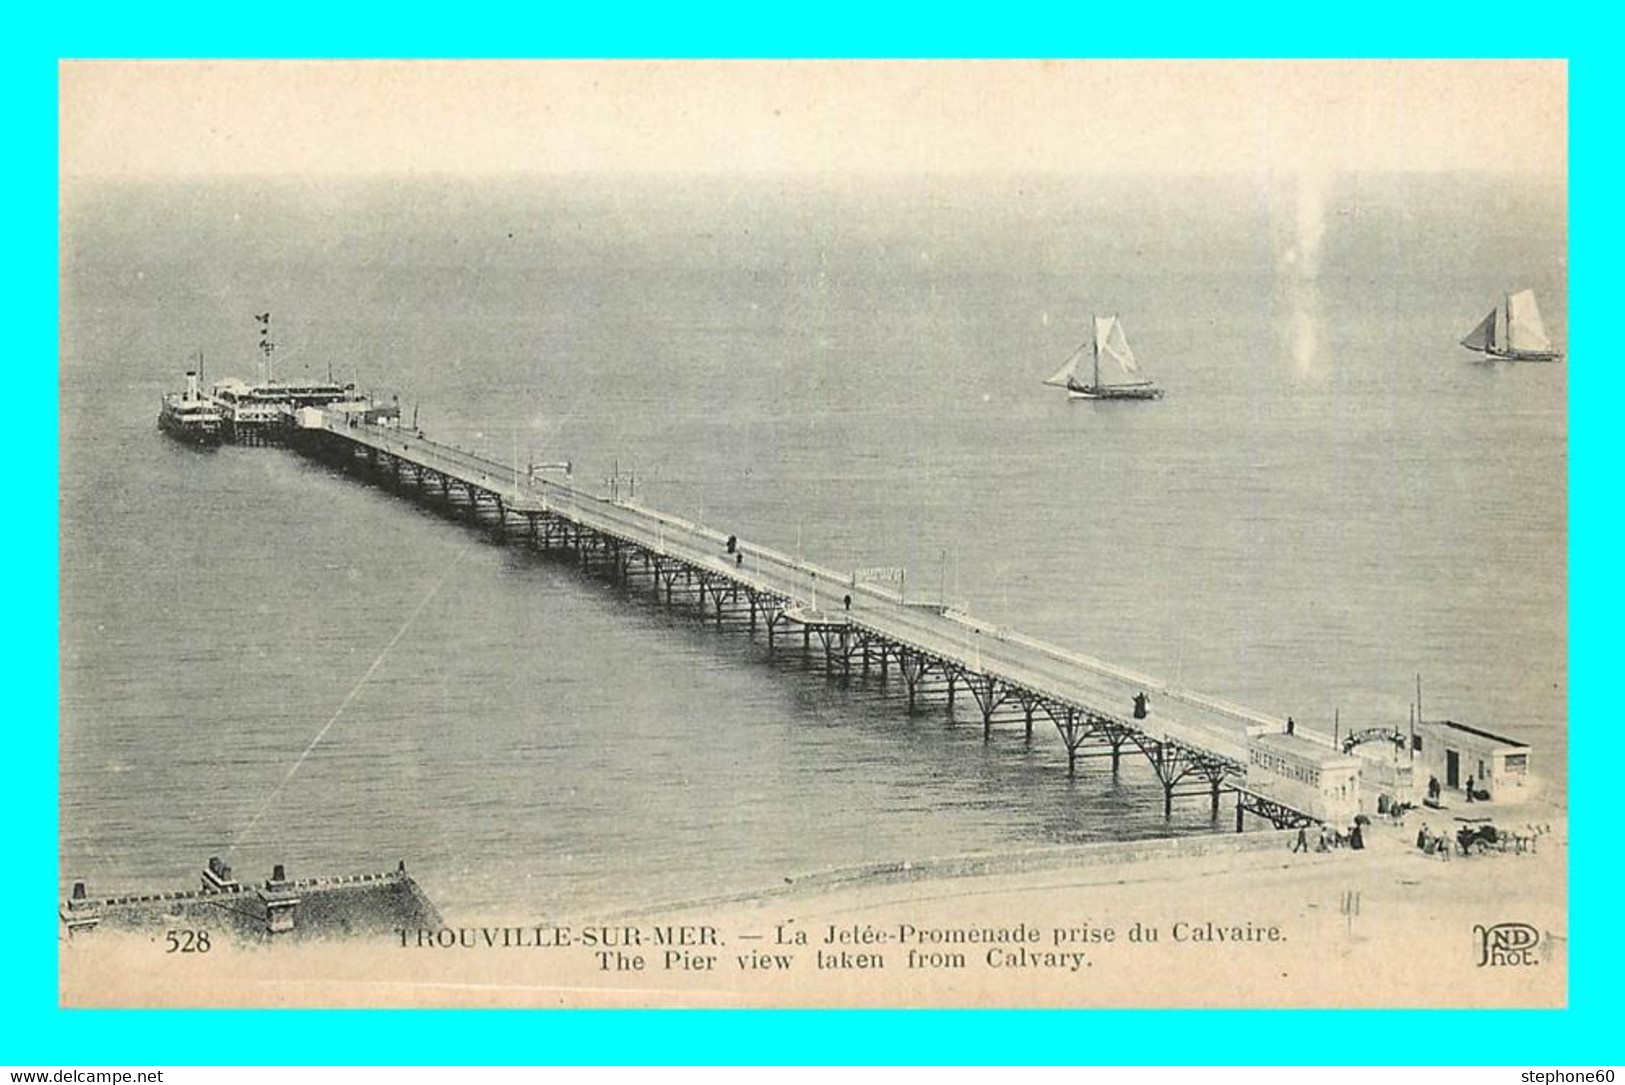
[1341, 727, 1407, 755]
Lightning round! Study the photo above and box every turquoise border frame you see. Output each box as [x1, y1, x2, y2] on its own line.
[13, 5, 1614, 1064]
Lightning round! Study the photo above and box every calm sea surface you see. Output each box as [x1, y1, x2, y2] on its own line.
[59, 173, 1566, 916]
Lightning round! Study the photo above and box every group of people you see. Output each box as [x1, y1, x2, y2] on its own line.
[1291, 821, 1364, 854]
[1414, 823, 1454, 860]
[1426, 773, 1488, 805]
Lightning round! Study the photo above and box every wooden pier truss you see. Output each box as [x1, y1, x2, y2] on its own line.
[290, 418, 1317, 831]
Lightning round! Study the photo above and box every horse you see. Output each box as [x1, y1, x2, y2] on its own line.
[1508, 823, 1552, 854]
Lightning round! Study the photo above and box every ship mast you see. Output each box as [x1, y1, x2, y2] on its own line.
[256, 311, 275, 385]
[1092, 320, 1101, 391]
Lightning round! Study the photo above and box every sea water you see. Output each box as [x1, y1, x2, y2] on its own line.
[59, 172, 1566, 915]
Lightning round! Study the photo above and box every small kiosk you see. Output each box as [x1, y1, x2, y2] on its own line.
[1413, 719, 1533, 803]
[1246, 732, 1365, 826]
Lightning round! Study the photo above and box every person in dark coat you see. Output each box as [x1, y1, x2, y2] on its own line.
[1292, 826, 1308, 853]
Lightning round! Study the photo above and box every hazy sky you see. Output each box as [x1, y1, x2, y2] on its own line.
[60, 60, 1566, 179]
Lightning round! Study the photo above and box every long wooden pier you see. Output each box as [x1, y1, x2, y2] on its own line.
[290, 415, 1315, 829]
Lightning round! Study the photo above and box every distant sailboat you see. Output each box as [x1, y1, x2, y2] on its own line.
[1043, 314, 1164, 400]
[1460, 289, 1562, 362]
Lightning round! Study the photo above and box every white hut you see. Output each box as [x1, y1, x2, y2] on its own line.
[1246, 732, 1365, 826]
[1413, 719, 1532, 803]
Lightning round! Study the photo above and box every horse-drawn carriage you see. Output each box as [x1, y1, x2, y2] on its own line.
[1453, 819, 1548, 856]
[1417, 818, 1547, 859]
[1456, 821, 1502, 855]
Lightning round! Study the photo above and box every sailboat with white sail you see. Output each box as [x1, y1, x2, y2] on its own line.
[1460, 289, 1562, 362]
[1043, 314, 1164, 400]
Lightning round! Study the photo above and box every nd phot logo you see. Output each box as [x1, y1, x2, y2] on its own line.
[1473, 922, 1541, 967]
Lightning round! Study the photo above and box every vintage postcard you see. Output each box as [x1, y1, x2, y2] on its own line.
[58, 59, 1567, 1008]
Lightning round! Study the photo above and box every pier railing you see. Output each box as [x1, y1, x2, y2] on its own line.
[309, 416, 1277, 776]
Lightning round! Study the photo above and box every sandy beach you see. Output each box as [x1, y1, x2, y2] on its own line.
[61, 802, 1565, 1009]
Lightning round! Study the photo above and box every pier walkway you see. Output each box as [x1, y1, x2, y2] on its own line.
[292, 416, 1309, 828]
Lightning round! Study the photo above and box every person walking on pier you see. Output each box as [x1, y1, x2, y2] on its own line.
[1292, 826, 1309, 854]
[843, 594, 852, 612]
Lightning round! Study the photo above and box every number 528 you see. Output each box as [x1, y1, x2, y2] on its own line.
[165, 929, 211, 953]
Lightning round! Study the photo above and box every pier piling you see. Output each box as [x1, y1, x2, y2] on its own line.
[280, 417, 1318, 830]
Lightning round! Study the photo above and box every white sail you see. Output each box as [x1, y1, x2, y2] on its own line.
[1043, 343, 1084, 387]
[1505, 289, 1553, 354]
[1096, 315, 1142, 378]
[1092, 316, 1112, 386]
[1048, 311, 1161, 398]
[1460, 309, 1496, 352]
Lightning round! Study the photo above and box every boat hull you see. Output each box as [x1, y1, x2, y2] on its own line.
[1067, 385, 1165, 400]
[1462, 347, 1563, 363]
[158, 413, 223, 446]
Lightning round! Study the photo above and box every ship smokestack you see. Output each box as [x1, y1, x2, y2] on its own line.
[185, 370, 199, 400]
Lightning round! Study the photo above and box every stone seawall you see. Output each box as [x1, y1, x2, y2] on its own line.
[61, 869, 442, 942]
